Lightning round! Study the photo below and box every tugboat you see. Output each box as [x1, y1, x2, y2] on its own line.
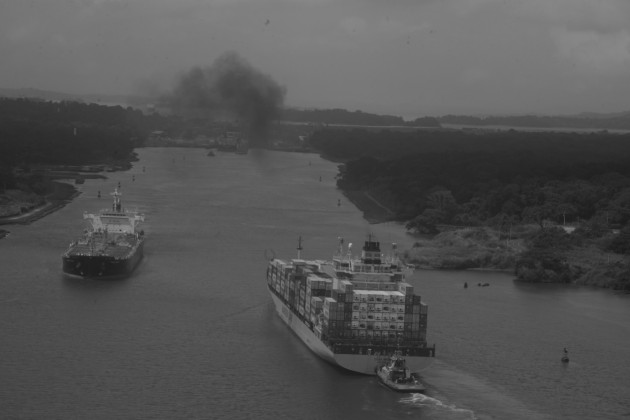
[376, 351, 426, 393]
[62, 188, 145, 278]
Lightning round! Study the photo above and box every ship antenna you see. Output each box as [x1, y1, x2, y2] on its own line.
[297, 236, 303, 259]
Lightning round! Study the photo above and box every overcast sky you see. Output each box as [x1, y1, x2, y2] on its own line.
[2, 0, 630, 117]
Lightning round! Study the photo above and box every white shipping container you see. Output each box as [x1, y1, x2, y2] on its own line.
[323, 297, 337, 308]
[398, 282, 414, 295]
[341, 280, 354, 293]
[391, 291, 404, 303]
[381, 292, 391, 304]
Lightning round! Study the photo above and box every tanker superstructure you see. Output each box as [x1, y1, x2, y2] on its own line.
[62, 188, 145, 278]
[266, 236, 435, 375]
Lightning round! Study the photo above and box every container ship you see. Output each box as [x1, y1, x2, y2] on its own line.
[266, 236, 435, 375]
[62, 188, 145, 278]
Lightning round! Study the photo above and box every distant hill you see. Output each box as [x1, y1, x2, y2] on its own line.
[282, 107, 441, 128]
[0, 87, 151, 108]
[437, 112, 630, 131]
[3, 87, 630, 130]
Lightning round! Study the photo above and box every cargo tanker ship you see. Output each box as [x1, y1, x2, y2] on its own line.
[62, 188, 145, 278]
[267, 236, 435, 375]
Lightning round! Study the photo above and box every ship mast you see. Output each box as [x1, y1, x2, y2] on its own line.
[111, 188, 122, 212]
[297, 236, 303, 259]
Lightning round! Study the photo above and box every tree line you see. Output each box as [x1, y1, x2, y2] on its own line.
[310, 127, 630, 232]
[281, 107, 441, 127]
[438, 113, 630, 130]
[0, 98, 164, 193]
[309, 127, 630, 287]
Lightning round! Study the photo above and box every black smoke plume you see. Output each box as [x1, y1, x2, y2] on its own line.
[166, 51, 286, 145]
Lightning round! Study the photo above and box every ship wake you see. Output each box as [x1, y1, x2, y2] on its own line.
[399, 393, 478, 420]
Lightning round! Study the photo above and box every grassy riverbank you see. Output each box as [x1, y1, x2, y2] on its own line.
[0, 181, 80, 226]
[401, 225, 630, 290]
[402, 226, 527, 271]
[0, 157, 134, 230]
[343, 190, 630, 290]
[342, 190, 396, 224]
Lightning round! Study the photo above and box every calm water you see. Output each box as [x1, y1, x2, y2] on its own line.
[1, 148, 629, 420]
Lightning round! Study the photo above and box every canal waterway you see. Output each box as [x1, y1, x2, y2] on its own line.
[1, 147, 629, 419]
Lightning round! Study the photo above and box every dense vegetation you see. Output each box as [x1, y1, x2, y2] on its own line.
[309, 127, 630, 289]
[311, 128, 630, 226]
[282, 107, 441, 127]
[0, 98, 166, 193]
[438, 112, 630, 130]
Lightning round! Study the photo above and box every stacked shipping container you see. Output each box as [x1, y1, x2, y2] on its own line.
[267, 259, 428, 346]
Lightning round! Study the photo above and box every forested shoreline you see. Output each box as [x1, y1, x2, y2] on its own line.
[2, 97, 629, 289]
[0, 98, 158, 221]
[309, 127, 630, 290]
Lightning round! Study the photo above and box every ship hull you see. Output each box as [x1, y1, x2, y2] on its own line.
[62, 240, 144, 279]
[376, 370, 426, 393]
[269, 288, 433, 375]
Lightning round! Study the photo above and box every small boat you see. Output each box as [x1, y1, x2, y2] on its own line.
[562, 348, 569, 363]
[207, 150, 215, 157]
[376, 351, 426, 393]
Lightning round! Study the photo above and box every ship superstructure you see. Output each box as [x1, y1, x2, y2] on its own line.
[267, 235, 435, 375]
[217, 131, 248, 154]
[62, 188, 145, 278]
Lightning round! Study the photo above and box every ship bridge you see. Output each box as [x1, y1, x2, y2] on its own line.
[84, 188, 144, 235]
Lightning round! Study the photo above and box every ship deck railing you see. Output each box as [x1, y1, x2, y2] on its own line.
[326, 341, 435, 357]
